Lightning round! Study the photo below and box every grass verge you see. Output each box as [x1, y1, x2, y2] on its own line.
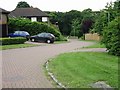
[84, 42, 105, 48]
[48, 52, 118, 88]
[0, 44, 39, 50]
[80, 40, 105, 48]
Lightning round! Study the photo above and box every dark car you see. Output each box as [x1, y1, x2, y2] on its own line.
[8, 31, 30, 40]
[30, 33, 55, 43]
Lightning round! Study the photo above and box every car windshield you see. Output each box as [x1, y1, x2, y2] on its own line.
[14, 31, 29, 35]
[24, 32, 29, 35]
[50, 34, 55, 37]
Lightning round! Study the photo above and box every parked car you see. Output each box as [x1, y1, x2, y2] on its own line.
[8, 31, 30, 40]
[30, 33, 55, 43]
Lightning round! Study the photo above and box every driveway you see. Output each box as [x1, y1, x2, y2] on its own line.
[2, 39, 95, 88]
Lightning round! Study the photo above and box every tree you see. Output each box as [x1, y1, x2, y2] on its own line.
[102, 17, 120, 56]
[62, 10, 82, 35]
[16, 1, 30, 8]
[113, 0, 120, 17]
[80, 8, 94, 34]
[92, 0, 120, 35]
[70, 19, 81, 37]
[92, 10, 108, 35]
[46, 10, 82, 35]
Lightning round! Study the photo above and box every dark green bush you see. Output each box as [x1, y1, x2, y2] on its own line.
[0, 37, 27, 45]
[8, 18, 62, 39]
[102, 17, 120, 56]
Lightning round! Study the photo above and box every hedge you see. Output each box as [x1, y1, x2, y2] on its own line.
[0, 37, 27, 45]
[8, 18, 62, 40]
[102, 17, 120, 56]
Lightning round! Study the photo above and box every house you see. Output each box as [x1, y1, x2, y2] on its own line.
[0, 8, 10, 37]
[9, 8, 49, 22]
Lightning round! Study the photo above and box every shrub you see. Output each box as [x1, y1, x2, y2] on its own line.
[8, 18, 62, 39]
[55, 35, 68, 41]
[102, 17, 120, 56]
[0, 37, 27, 45]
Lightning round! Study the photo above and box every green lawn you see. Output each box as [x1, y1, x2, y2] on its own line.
[48, 52, 118, 88]
[84, 41, 105, 48]
[0, 41, 69, 50]
[0, 44, 39, 50]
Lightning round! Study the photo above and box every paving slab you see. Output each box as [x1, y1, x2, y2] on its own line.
[2, 39, 94, 88]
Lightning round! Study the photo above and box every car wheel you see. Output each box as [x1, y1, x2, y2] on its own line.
[46, 40, 51, 43]
[31, 38, 35, 42]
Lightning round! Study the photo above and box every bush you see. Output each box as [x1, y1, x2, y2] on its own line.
[55, 35, 68, 41]
[8, 18, 62, 39]
[102, 17, 120, 56]
[0, 37, 27, 45]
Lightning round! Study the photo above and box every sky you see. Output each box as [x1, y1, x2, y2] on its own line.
[0, 0, 116, 12]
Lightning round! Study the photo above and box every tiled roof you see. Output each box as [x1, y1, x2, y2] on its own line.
[9, 8, 48, 17]
[0, 8, 10, 14]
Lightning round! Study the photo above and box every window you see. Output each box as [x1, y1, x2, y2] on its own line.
[31, 17, 37, 22]
[42, 17, 48, 22]
[38, 33, 45, 37]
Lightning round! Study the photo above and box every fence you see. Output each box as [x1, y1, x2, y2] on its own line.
[85, 33, 101, 41]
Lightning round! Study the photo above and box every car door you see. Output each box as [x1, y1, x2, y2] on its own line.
[37, 33, 45, 42]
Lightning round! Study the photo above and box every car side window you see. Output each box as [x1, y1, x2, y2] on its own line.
[14, 31, 19, 35]
[38, 33, 45, 37]
[19, 32, 23, 35]
[24, 32, 29, 35]
[44, 34, 49, 37]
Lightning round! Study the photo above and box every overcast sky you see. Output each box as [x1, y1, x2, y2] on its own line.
[0, 0, 116, 12]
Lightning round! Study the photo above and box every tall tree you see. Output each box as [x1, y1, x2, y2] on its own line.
[71, 19, 81, 37]
[92, 0, 120, 35]
[113, 0, 120, 17]
[80, 8, 94, 34]
[47, 10, 82, 35]
[62, 10, 82, 35]
[92, 10, 108, 35]
[16, 1, 30, 8]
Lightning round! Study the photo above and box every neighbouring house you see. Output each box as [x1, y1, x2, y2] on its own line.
[0, 8, 10, 37]
[9, 7, 49, 22]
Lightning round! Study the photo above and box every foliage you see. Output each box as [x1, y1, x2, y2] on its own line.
[102, 17, 120, 56]
[0, 37, 26, 45]
[55, 35, 68, 41]
[91, 0, 120, 56]
[48, 52, 118, 88]
[47, 9, 96, 37]
[92, 11, 108, 35]
[16, 1, 31, 8]
[92, 0, 120, 35]
[47, 10, 82, 35]
[70, 19, 81, 37]
[80, 8, 95, 34]
[8, 18, 62, 40]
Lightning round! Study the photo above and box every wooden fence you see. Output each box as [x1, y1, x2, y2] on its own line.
[85, 33, 101, 41]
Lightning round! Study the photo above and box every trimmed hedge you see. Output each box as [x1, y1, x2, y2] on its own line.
[0, 37, 27, 45]
[8, 18, 62, 40]
[102, 17, 120, 56]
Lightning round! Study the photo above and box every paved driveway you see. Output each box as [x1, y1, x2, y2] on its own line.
[2, 39, 94, 88]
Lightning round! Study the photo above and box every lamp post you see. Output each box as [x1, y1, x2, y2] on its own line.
[107, 12, 110, 23]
